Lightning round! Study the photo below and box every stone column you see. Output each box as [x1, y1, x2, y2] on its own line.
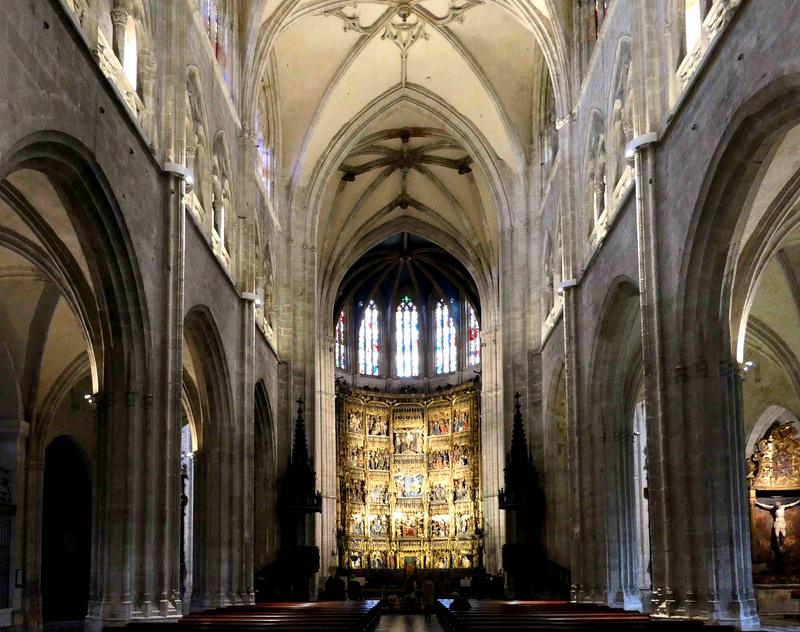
[212, 200, 224, 244]
[22, 459, 44, 630]
[110, 9, 128, 67]
[0, 420, 29, 626]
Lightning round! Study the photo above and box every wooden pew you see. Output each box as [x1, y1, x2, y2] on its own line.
[435, 600, 739, 632]
[119, 600, 381, 632]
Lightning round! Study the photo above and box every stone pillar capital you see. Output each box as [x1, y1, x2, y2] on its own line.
[110, 9, 129, 26]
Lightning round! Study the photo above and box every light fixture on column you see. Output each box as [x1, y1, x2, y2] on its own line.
[557, 279, 578, 295]
[164, 161, 195, 186]
[241, 292, 263, 306]
[625, 132, 658, 161]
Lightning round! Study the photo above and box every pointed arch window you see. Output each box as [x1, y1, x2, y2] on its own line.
[467, 304, 480, 366]
[358, 300, 380, 376]
[395, 296, 420, 378]
[202, 0, 229, 85]
[255, 87, 273, 198]
[434, 299, 457, 374]
[335, 311, 346, 370]
[595, 0, 608, 37]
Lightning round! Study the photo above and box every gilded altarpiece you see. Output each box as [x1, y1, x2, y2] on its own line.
[337, 385, 482, 571]
[748, 423, 800, 576]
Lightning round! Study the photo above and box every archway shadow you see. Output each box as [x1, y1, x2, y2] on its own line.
[41, 436, 91, 623]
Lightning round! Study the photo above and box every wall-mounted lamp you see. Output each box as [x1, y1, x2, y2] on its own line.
[164, 162, 195, 186]
[625, 132, 658, 161]
[742, 361, 756, 372]
[557, 279, 578, 295]
[241, 292, 263, 306]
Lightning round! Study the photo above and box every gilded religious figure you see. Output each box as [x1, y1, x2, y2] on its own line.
[453, 410, 469, 433]
[348, 412, 364, 433]
[368, 414, 388, 435]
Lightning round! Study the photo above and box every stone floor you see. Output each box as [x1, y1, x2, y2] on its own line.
[374, 614, 444, 632]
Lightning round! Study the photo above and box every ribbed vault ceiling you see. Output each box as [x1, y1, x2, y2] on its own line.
[335, 232, 479, 327]
[243, 0, 570, 289]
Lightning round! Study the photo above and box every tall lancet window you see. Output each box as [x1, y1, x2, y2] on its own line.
[395, 296, 420, 377]
[203, 0, 229, 85]
[434, 299, 457, 374]
[595, 0, 608, 37]
[467, 304, 481, 366]
[358, 300, 380, 376]
[335, 311, 346, 370]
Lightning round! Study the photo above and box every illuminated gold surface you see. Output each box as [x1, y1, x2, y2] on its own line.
[337, 384, 482, 570]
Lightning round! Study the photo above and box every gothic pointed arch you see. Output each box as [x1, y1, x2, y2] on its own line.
[186, 66, 211, 211]
[586, 277, 645, 608]
[183, 305, 235, 609]
[0, 131, 152, 628]
[606, 35, 633, 199]
[211, 131, 235, 262]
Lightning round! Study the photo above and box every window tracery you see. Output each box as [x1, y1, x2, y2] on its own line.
[185, 69, 209, 222]
[434, 299, 457, 374]
[359, 300, 381, 376]
[335, 311, 347, 370]
[211, 132, 234, 265]
[201, 0, 230, 85]
[396, 297, 420, 378]
[595, 0, 608, 37]
[255, 95, 273, 199]
[467, 304, 480, 367]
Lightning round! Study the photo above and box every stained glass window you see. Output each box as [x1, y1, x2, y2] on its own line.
[395, 296, 419, 377]
[358, 300, 380, 375]
[468, 304, 480, 366]
[256, 88, 273, 198]
[594, 0, 608, 37]
[203, 0, 229, 85]
[435, 299, 457, 374]
[335, 311, 346, 369]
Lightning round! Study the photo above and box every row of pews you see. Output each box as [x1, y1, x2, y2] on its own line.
[123, 600, 381, 632]
[435, 600, 741, 631]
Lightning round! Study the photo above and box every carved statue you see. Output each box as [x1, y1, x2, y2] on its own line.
[754, 499, 800, 546]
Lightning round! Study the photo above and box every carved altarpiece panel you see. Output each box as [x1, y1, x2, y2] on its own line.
[336, 384, 481, 571]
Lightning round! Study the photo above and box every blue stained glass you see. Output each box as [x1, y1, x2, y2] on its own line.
[335, 312, 346, 369]
[359, 300, 380, 375]
[396, 297, 419, 377]
[468, 304, 480, 366]
[435, 299, 457, 374]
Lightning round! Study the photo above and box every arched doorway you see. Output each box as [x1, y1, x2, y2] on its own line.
[41, 436, 91, 623]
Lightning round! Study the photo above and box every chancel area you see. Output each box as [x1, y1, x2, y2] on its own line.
[2, 0, 800, 630]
